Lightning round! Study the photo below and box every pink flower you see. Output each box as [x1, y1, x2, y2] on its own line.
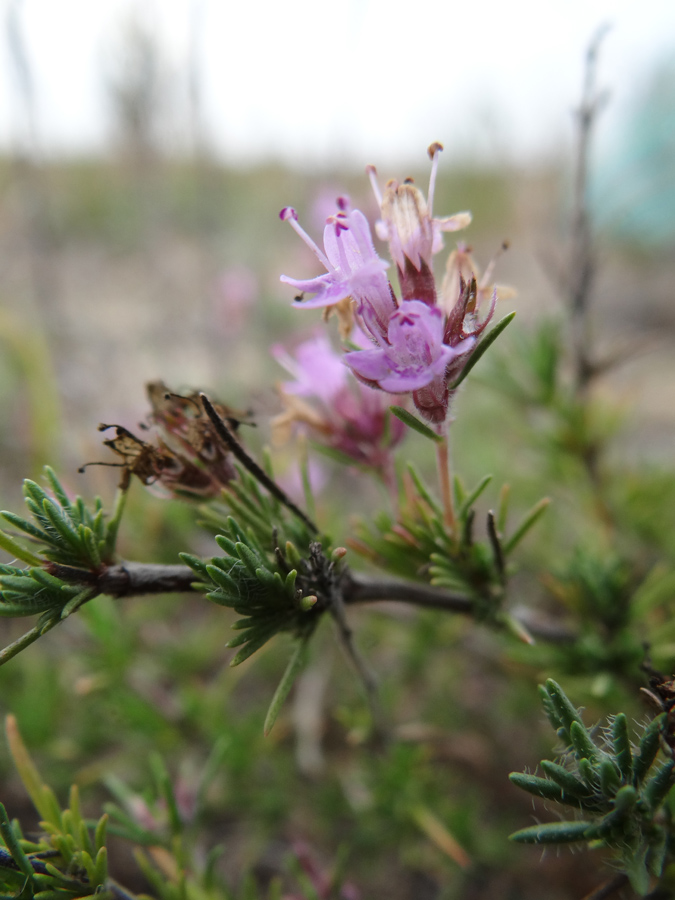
[368, 142, 471, 303]
[279, 201, 396, 342]
[272, 334, 405, 480]
[344, 300, 473, 393]
[280, 146, 502, 425]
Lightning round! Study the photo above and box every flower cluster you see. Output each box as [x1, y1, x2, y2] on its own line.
[271, 332, 405, 483]
[280, 144, 500, 424]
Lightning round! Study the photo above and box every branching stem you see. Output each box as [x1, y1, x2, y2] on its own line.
[45, 561, 576, 642]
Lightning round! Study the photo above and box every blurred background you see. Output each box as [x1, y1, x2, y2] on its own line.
[0, 0, 672, 491]
[0, 2, 674, 898]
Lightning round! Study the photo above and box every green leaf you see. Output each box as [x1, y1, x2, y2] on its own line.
[230, 626, 279, 666]
[43, 468, 71, 511]
[508, 773, 567, 805]
[633, 715, 665, 785]
[643, 760, 675, 812]
[389, 407, 442, 443]
[539, 761, 594, 800]
[502, 497, 550, 554]
[94, 814, 108, 854]
[448, 310, 517, 389]
[570, 720, 599, 763]
[599, 758, 621, 797]
[612, 714, 633, 781]
[0, 532, 42, 567]
[509, 820, 591, 844]
[1, 511, 51, 545]
[0, 804, 34, 883]
[543, 680, 585, 745]
[264, 638, 309, 736]
[150, 753, 182, 837]
[458, 475, 493, 519]
[625, 846, 650, 896]
[40, 499, 82, 551]
[206, 564, 240, 597]
[407, 464, 443, 515]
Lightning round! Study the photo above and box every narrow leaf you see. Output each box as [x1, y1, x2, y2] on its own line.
[43, 468, 71, 511]
[230, 627, 278, 666]
[389, 407, 443, 443]
[264, 639, 309, 736]
[449, 310, 517, 389]
[0, 532, 42, 567]
[643, 760, 675, 812]
[5, 717, 47, 820]
[508, 772, 566, 804]
[633, 714, 665, 785]
[611, 713, 633, 781]
[0, 803, 34, 882]
[503, 498, 550, 554]
[570, 720, 599, 763]
[458, 475, 493, 519]
[509, 820, 591, 844]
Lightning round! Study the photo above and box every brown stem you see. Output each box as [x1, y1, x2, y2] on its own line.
[47, 562, 198, 597]
[342, 571, 473, 614]
[47, 562, 577, 642]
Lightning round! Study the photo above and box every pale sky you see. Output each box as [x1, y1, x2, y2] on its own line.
[1, 0, 674, 166]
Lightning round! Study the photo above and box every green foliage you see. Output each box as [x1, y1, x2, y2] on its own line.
[200, 462, 320, 555]
[482, 319, 623, 475]
[182, 466, 337, 732]
[353, 464, 547, 631]
[0, 469, 128, 666]
[510, 680, 675, 895]
[0, 717, 110, 900]
[182, 517, 327, 664]
[1, 468, 125, 570]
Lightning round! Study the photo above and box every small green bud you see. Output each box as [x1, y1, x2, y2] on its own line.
[300, 595, 318, 611]
[285, 541, 303, 566]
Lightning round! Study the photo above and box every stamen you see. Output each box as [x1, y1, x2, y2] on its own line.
[480, 239, 510, 289]
[279, 207, 333, 271]
[427, 142, 443, 220]
[366, 164, 383, 208]
[327, 213, 349, 234]
[336, 196, 350, 211]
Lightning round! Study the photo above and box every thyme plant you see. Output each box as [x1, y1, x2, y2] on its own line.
[0, 36, 673, 900]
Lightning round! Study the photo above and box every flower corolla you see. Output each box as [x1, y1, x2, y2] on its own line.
[280, 145, 502, 425]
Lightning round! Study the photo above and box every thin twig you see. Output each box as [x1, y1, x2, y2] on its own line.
[47, 562, 198, 597]
[342, 572, 473, 614]
[568, 23, 611, 394]
[329, 577, 388, 745]
[199, 393, 318, 534]
[44, 561, 577, 641]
